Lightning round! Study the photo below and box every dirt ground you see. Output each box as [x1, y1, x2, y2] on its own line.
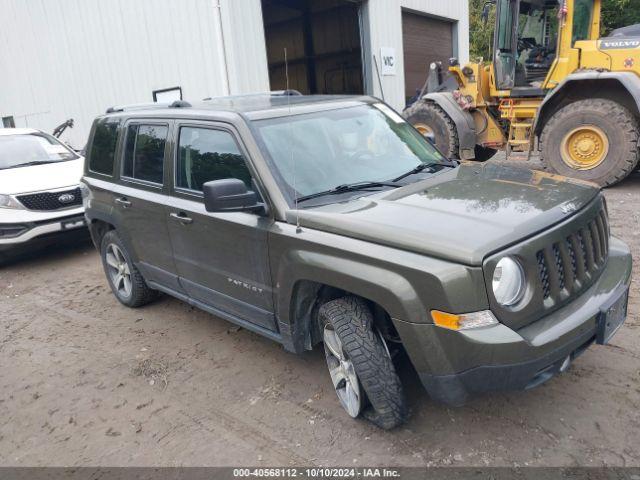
[0, 167, 639, 468]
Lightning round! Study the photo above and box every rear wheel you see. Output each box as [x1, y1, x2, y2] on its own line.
[318, 296, 407, 430]
[100, 230, 156, 308]
[405, 101, 459, 158]
[540, 99, 640, 186]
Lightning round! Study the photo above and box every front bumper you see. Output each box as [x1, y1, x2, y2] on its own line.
[0, 211, 86, 252]
[394, 237, 632, 406]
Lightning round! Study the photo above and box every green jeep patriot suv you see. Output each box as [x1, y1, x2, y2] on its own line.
[82, 94, 632, 429]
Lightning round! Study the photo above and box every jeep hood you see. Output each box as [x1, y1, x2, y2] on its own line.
[289, 164, 600, 265]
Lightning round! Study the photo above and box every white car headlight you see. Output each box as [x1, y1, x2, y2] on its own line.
[492, 257, 525, 306]
[0, 194, 23, 210]
[79, 182, 91, 208]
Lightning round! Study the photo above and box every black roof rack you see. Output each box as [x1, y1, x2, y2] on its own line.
[105, 100, 191, 114]
[272, 90, 303, 96]
[202, 90, 303, 102]
[170, 100, 192, 108]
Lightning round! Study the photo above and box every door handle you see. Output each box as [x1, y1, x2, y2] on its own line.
[115, 197, 132, 208]
[169, 212, 193, 225]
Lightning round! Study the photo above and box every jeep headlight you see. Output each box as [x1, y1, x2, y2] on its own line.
[492, 257, 525, 306]
[0, 194, 23, 210]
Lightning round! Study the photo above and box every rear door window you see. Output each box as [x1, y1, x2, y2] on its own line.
[88, 118, 120, 175]
[122, 124, 168, 185]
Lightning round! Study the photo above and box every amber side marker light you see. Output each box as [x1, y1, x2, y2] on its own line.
[431, 310, 498, 331]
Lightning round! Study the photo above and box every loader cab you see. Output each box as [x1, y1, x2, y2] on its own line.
[493, 0, 560, 94]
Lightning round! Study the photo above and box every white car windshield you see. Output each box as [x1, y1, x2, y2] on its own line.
[252, 104, 448, 203]
[0, 132, 79, 170]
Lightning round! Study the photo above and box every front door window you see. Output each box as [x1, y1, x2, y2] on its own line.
[176, 127, 252, 192]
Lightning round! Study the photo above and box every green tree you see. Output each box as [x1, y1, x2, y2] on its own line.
[601, 0, 640, 34]
[469, 0, 640, 62]
[469, 0, 495, 61]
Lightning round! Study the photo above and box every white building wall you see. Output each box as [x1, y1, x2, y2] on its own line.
[0, 0, 468, 148]
[0, 0, 269, 148]
[363, 0, 469, 111]
[219, 0, 271, 95]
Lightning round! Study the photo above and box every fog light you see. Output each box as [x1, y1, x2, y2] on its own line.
[0, 225, 28, 238]
[431, 310, 498, 331]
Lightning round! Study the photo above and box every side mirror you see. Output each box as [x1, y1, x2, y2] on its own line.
[203, 178, 263, 213]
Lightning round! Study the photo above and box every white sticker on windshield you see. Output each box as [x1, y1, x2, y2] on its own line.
[44, 144, 70, 154]
[373, 103, 406, 124]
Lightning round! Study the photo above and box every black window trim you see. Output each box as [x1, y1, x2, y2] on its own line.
[171, 121, 255, 201]
[87, 117, 122, 178]
[119, 119, 171, 190]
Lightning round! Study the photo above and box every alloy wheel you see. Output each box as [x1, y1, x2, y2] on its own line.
[323, 324, 362, 418]
[105, 243, 132, 299]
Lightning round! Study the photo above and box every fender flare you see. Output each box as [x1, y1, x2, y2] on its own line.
[422, 92, 477, 160]
[534, 71, 640, 135]
[85, 208, 137, 260]
[275, 250, 424, 353]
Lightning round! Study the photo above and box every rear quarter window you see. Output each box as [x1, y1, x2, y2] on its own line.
[88, 118, 120, 176]
[121, 124, 168, 185]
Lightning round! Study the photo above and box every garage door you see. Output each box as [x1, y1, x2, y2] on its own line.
[402, 12, 453, 101]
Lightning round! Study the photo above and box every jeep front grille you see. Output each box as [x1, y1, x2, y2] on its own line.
[535, 208, 609, 300]
[17, 187, 82, 211]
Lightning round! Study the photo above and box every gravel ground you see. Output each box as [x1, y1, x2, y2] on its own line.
[0, 167, 638, 467]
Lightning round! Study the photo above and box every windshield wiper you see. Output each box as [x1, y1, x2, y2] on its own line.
[391, 163, 436, 182]
[296, 181, 400, 203]
[0, 160, 60, 170]
[391, 160, 458, 183]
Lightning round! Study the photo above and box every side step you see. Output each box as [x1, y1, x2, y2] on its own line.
[506, 120, 535, 161]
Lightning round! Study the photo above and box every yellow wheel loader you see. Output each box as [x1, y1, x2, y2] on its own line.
[404, 0, 640, 186]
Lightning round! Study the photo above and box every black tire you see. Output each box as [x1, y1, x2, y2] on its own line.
[405, 101, 459, 158]
[318, 296, 407, 430]
[100, 230, 156, 308]
[540, 99, 640, 186]
[474, 145, 498, 162]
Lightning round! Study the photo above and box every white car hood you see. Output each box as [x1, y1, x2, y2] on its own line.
[0, 158, 84, 195]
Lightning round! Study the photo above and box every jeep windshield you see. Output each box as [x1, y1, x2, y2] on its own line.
[252, 103, 451, 206]
[0, 132, 79, 170]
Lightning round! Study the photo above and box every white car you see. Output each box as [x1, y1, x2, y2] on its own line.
[0, 128, 86, 259]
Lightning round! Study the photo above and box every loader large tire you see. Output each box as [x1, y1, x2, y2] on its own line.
[405, 101, 459, 159]
[540, 99, 640, 186]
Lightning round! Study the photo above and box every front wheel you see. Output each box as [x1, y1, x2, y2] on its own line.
[540, 99, 640, 186]
[318, 296, 407, 430]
